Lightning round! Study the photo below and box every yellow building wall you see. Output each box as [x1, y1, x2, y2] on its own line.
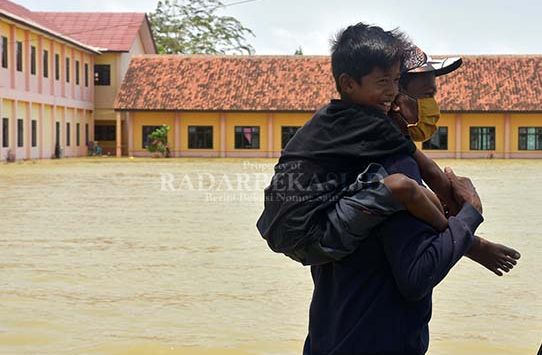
[272, 113, 312, 152]
[94, 53, 120, 110]
[225, 112, 268, 153]
[0, 20, 9, 36]
[180, 113, 220, 152]
[460, 113, 505, 154]
[132, 112, 175, 152]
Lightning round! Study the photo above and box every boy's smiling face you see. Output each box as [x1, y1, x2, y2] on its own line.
[339, 61, 401, 113]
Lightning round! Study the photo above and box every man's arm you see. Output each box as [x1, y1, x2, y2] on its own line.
[379, 203, 483, 301]
[414, 149, 460, 215]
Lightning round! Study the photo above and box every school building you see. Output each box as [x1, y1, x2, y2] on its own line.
[2, 0, 542, 160]
[114, 55, 542, 159]
[0, 0, 155, 159]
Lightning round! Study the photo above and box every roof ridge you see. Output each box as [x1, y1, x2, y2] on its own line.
[35, 11, 145, 15]
[132, 54, 331, 59]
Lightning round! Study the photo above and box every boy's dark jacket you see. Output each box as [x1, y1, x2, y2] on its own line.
[256, 99, 416, 265]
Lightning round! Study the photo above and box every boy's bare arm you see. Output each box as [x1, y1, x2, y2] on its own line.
[413, 149, 460, 215]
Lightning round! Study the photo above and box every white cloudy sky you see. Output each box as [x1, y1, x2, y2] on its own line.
[16, 0, 542, 55]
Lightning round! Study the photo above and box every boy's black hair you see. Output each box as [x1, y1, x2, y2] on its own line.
[331, 22, 409, 93]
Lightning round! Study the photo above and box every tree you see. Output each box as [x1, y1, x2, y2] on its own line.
[146, 125, 171, 157]
[294, 46, 303, 55]
[149, 0, 255, 55]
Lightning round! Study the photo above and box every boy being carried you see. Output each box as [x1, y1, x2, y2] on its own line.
[256, 22, 519, 275]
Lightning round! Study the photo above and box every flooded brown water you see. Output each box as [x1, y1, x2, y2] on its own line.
[0, 158, 540, 354]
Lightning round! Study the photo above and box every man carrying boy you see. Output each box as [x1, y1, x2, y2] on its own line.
[257, 23, 519, 354]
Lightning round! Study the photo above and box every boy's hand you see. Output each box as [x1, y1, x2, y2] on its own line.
[444, 167, 483, 214]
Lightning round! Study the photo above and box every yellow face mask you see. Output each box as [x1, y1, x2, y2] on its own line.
[407, 97, 441, 142]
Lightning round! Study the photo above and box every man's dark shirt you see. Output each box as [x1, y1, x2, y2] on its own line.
[303, 153, 483, 355]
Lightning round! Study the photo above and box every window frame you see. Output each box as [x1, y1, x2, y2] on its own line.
[1, 36, 7, 69]
[75, 60, 80, 85]
[234, 126, 260, 149]
[55, 53, 60, 81]
[188, 125, 214, 149]
[518, 127, 542, 151]
[30, 46, 36, 75]
[17, 118, 23, 147]
[16, 41, 23, 72]
[470, 127, 496, 151]
[65, 57, 70, 83]
[2, 118, 8, 148]
[43, 49, 49, 78]
[142, 125, 162, 149]
[66, 122, 71, 147]
[94, 124, 116, 141]
[31, 119, 37, 147]
[94, 64, 111, 86]
[422, 126, 449, 150]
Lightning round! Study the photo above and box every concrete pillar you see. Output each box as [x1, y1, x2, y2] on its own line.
[61, 44, 66, 98]
[127, 111, 134, 156]
[174, 112, 181, 157]
[25, 101, 31, 159]
[37, 36, 43, 95]
[116, 111, 122, 157]
[220, 113, 226, 158]
[10, 100, 17, 160]
[49, 41, 54, 95]
[24, 30, 30, 92]
[39, 104, 44, 158]
[90, 110, 95, 142]
[267, 113, 273, 158]
[9, 25, 16, 90]
[504, 113, 511, 159]
[455, 113, 462, 159]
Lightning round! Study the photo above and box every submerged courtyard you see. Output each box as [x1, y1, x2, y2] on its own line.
[0, 158, 540, 354]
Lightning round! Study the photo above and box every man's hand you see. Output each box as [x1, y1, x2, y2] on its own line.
[444, 167, 483, 214]
[389, 93, 418, 135]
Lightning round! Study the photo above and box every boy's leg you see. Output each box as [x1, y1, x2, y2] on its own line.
[383, 173, 448, 231]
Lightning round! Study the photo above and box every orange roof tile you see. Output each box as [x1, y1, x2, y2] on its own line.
[114, 55, 542, 113]
[435, 55, 542, 111]
[115, 55, 337, 112]
[35, 12, 147, 52]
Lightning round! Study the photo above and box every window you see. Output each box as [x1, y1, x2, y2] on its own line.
[85, 123, 89, 145]
[66, 122, 70, 147]
[94, 125, 116, 141]
[55, 122, 60, 146]
[30, 46, 36, 75]
[76, 123, 80, 146]
[43, 50, 49, 78]
[470, 127, 495, 150]
[84, 63, 89, 87]
[142, 125, 161, 148]
[31, 120, 37, 147]
[66, 58, 70, 83]
[55, 54, 60, 80]
[17, 119, 23, 147]
[75, 60, 80, 85]
[188, 126, 213, 149]
[423, 127, 448, 150]
[94, 64, 111, 86]
[518, 127, 542, 150]
[16, 41, 22, 72]
[1, 36, 7, 68]
[281, 126, 300, 149]
[2, 118, 8, 148]
[235, 126, 260, 149]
